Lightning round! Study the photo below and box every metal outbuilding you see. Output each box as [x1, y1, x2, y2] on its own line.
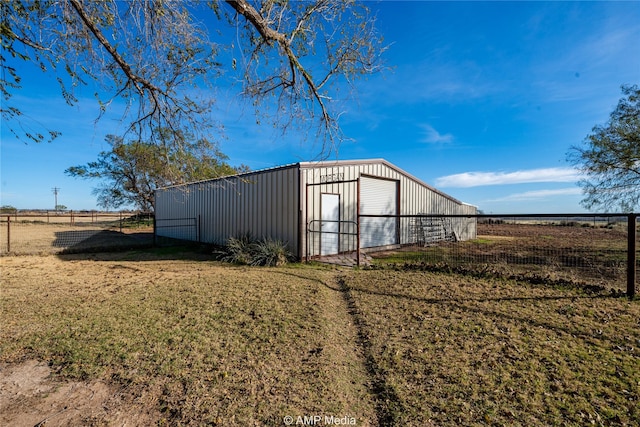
[154, 159, 477, 260]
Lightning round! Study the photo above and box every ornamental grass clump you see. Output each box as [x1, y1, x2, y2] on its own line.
[218, 232, 254, 265]
[218, 233, 293, 266]
[250, 237, 294, 267]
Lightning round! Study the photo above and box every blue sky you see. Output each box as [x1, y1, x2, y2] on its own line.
[1, 1, 639, 213]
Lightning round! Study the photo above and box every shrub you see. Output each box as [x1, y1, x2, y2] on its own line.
[218, 232, 254, 265]
[217, 234, 293, 267]
[250, 237, 294, 267]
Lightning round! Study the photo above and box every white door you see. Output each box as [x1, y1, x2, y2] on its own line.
[321, 193, 340, 255]
[360, 176, 398, 248]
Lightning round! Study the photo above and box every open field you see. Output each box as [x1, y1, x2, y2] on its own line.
[374, 222, 633, 291]
[1, 250, 638, 426]
[0, 221, 153, 255]
[1, 213, 126, 224]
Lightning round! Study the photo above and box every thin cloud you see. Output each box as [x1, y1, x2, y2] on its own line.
[486, 187, 582, 202]
[421, 124, 454, 144]
[435, 167, 581, 188]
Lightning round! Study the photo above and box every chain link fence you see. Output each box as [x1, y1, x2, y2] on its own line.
[0, 211, 153, 255]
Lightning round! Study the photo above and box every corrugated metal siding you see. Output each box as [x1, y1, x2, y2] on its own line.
[301, 163, 359, 257]
[300, 160, 477, 257]
[155, 159, 476, 260]
[397, 172, 477, 243]
[155, 166, 300, 255]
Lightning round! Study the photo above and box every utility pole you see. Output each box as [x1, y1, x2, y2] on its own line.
[52, 187, 60, 211]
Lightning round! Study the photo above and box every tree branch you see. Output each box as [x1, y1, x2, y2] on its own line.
[225, 0, 286, 44]
[68, 0, 164, 98]
[225, 0, 332, 126]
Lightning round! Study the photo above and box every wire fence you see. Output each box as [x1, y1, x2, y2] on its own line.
[363, 214, 635, 294]
[0, 211, 154, 255]
[9, 209, 634, 296]
[154, 217, 199, 244]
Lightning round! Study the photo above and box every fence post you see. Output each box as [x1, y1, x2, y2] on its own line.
[153, 215, 157, 246]
[6, 216, 10, 253]
[356, 178, 361, 267]
[198, 215, 202, 243]
[627, 213, 637, 299]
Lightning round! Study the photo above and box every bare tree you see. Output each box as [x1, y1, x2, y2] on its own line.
[225, 0, 383, 150]
[1, 0, 384, 156]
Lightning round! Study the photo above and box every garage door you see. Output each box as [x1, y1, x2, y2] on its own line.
[360, 176, 398, 248]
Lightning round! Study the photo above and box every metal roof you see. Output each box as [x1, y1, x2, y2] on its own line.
[156, 158, 471, 206]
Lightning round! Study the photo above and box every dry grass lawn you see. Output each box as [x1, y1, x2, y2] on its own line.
[0, 251, 375, 426]
[342, 269, 639, 426]
[0, 249, 638, 426]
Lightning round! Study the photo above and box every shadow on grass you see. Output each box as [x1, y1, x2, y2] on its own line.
[53, 231, 223, 263]
[335, 276, 635, 352]
[273, 268, 634, 425]
[54, 232, 306, 265]
[54, 229, 154, 256]
[336, 275, 406, 425]
[268, 269, 407, 425]
[275, 268, 635, 350]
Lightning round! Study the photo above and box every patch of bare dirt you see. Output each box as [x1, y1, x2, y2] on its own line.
[0, 360, 158, 426]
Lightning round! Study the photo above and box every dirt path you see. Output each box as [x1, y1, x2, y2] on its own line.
[335, 274, 404, 425]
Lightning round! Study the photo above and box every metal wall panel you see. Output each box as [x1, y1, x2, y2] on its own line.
[155, 165, 300, 255]
[156, 159, 476, 260]
[300, 160, 477, 257]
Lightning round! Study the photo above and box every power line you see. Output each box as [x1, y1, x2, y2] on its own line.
[52, 187, 60, 210]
